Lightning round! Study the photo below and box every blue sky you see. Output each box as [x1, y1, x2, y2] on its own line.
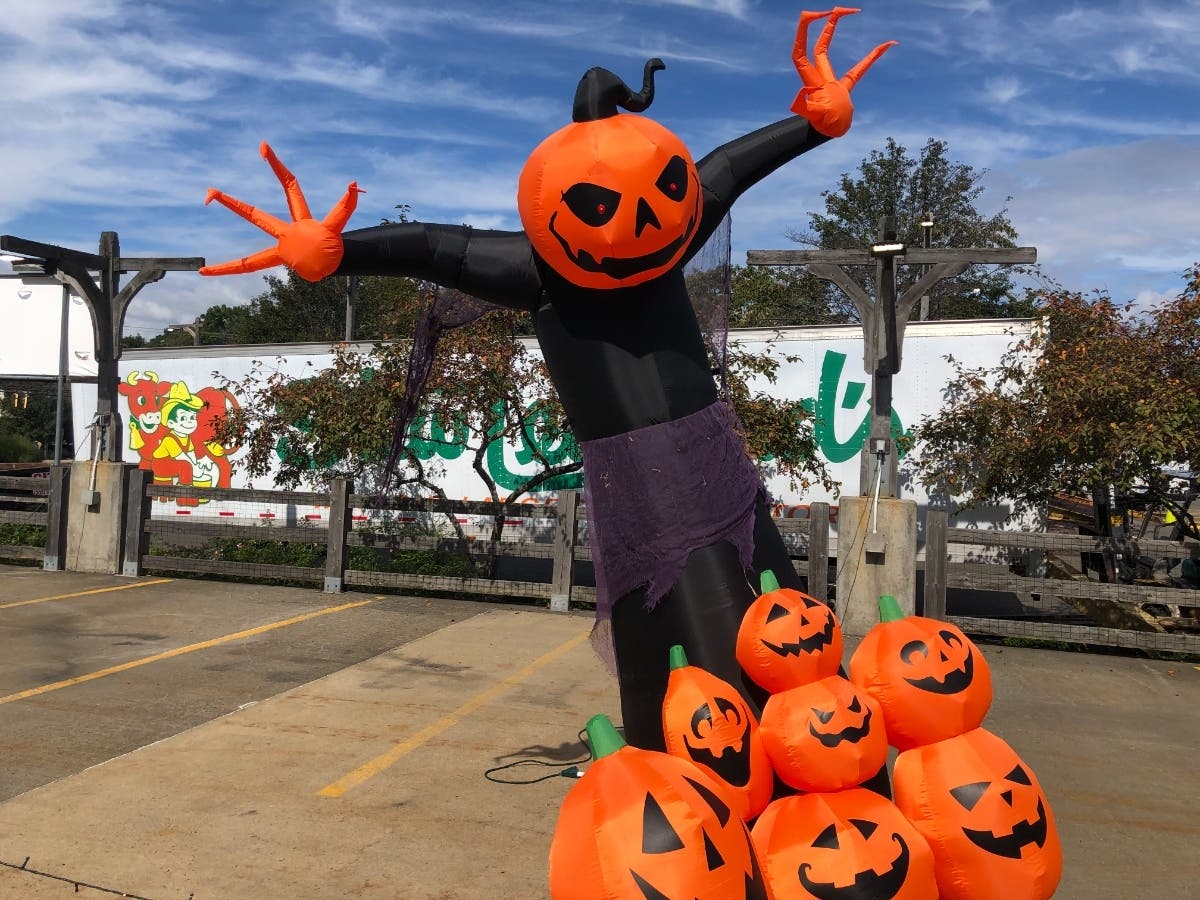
[1, 0, 1198, 338]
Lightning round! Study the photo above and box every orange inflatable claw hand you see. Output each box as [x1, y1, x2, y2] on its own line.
[791, 8, 896, 138]
[200, 142, 362, 281]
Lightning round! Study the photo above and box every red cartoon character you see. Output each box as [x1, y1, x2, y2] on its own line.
[118, 371, 170, 469]
[151, 381, 222, 506]
[195, 385, 240, 490]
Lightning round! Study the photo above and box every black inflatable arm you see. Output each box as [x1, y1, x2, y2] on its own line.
[687, 116, 832, 261]
[336, 222, 543, 311]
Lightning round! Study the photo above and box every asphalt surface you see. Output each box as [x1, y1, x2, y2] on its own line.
[0, 563, 1197, 899]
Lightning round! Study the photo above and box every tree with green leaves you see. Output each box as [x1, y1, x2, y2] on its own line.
[762, 136, 1038, 323]
[910, 268, 1200, 540]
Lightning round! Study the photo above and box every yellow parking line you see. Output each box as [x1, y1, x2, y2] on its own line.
[0, 578, 174, 610]
[0, 598, 378, 706]
[319, 629, 591, 798]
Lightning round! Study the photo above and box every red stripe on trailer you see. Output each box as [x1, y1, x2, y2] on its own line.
[175, 510, 192, 515]
[218, 511, 235, 517]
[259, 512, 276, 519]
[352, 515, 368, 521]
[304, 514, 322, 520]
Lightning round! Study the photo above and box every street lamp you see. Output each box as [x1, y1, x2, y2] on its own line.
[165, 316, 201, 346]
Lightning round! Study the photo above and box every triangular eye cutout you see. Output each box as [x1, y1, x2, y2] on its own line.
[765, 602, 790, 623]
[1006, 765, 1033, 785]
[642, 793, 685, 854]
[703, 830, 725, 870]
[630, 870, 671, 900]
[812, 823, 840, 850]
[850, 818, 879, 840]
[950, 781, 989, 810]
[811, 707, 835, 725]
[684, 776, 731, 827]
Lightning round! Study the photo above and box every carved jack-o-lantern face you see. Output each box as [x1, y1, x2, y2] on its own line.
[750, 788, 938, 900]
[550, 715, 770, 900]
[893, 727, 1063, 900]
[736, 571, 844, 694]
[849, 608, 993, 751]
[662, 646, 774, 821]
[518, 114, 702, 290]
[759, 675, 888, 793]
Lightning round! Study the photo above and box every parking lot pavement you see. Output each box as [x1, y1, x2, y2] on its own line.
[1, 563, 1198, 899]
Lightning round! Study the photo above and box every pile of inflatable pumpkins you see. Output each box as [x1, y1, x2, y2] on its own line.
[549, 573, 1063, 899]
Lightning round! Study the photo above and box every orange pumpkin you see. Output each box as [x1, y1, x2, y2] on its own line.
[849, 595, 992, 751]
[517, 62, 701, 291]
[661, 645, 773, 822]
[737, 570, 844, 694]
[751, 787, 938, 900]
[893, 726, 1063, 900]
[759, 674, 888, 794]
[549, 714, 769, 899]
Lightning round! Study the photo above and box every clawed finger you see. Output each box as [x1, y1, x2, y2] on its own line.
[204, 188, 290, 239]
[199, 247, 285, 276]
[260, 142, 313, 221]
[322, 182, 363, 234]
[840, 40, 899, 90]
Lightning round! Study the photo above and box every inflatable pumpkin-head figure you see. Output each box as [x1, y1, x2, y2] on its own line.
[736, 570, 844, 694]
[549, 715, 769, 900]
[751, 787, 938, 900]
[849, 595, 993, 751]
[661, 645, 773, 822]
[518, 59, 702, 290]
[759, 674, 888, 793]
[893, 726, 1062, 900]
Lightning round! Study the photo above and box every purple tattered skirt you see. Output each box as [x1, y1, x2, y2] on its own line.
[581, 401, 765, 666]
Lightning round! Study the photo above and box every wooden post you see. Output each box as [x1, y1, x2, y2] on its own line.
[121, 466, 153, 576]
[324, 477, 353, 593]
[42, 464, 71, 571]
[924, 509, 948, 619]
[807, 502, 830, 602]
[549, 490, 580, 612]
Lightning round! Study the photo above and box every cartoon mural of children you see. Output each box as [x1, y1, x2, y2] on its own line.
[118, 371, 170, 470]
[151, 381, 222, 506]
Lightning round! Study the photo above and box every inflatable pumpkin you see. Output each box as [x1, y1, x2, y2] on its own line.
[849, 595, 993, 751]
[549, 714, 769, 899]
[893, 726, 1062, 900]
[661, 645, 773, 821]
[751, 787, 938, 900]
[759, 674, 888, 793]
[736, 570, 844, 695]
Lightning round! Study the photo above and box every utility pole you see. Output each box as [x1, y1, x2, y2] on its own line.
[0, 232, 204, 461]
[748, 218, 1035, 630]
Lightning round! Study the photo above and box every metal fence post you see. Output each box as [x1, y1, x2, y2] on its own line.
[324, 477, 353, 593]
[121, 466, 153, 577]
[808, 502, 830, 602]
[924, 509, 948, 619]
[549, 490, 580, 612]
[43, 464, 71, 572]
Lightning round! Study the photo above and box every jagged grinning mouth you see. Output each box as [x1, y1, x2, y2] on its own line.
[763, 615, 835, 658]
[798, 833, 911, 899]
[808, 707, 873, 748]
[962, 798, 1049, 859]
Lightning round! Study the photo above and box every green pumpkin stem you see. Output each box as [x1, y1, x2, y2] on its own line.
[586, 714, 627, 761]
[878, 594, 904, 623]
[669, 644, 689, 670]
[759, 570, 780, 594]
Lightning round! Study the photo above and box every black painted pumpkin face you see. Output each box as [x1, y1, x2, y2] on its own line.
[900, 628, 975, 695]
[737, 583, 844, 694]
[662, 646, 774, 821]
[517, 114, 701, 289]
[760, 676, 889, 793]
[848, 616, 993, 751]
[891, 727, 1063, 899]
[750, 789, 939, 900]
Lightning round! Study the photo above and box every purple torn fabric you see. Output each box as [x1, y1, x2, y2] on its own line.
[581, 400, 765, 659]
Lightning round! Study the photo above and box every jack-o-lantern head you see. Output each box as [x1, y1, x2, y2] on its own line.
[661, 645, 773, 821]
[759, 675, 888, 793]
[849, 596, 993, 751]
[518, 59, 702, 290]
[893, 727, 1063, 900]
[751, 788, 938, 900]
[737, 570, 844, 694]
[549, 715, 769, 900]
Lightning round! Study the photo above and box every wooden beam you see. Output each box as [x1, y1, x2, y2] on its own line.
[0, 235, 106, 270]
[118, 257, 205, 272]
[747, 247, 1037, 267]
